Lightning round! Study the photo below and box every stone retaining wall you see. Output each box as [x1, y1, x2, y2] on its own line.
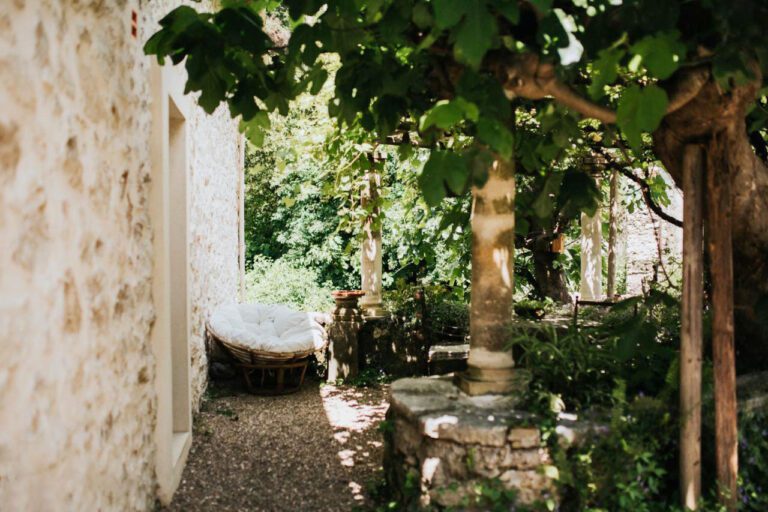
[385, 378, 556, 508]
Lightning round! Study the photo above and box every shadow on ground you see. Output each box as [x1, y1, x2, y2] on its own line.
[159, 377, 390, 512]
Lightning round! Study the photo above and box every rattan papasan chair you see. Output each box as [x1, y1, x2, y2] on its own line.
[207, 303, 327, 394]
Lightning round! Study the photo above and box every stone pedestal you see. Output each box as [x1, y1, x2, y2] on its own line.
[358, 315, 428, 377]
[385, 377, 556, 508]
[327, 292, 364, 382]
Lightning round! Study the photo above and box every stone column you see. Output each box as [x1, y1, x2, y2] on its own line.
[579, 208, 603, 301]
[457, 158, 529, 396]
[359, 169, 386, 317]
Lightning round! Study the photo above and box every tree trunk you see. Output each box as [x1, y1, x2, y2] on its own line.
[653, 72, 768, 373]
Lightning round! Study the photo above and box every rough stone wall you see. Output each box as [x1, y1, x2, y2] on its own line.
[385, 378, 556, 508]
[621, 169, 683, 295]
[185, 86, 244, 405]
[0, 0, 242, 509]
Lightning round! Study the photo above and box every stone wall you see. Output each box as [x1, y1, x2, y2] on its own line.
[0, 1, 242, 509]
[620, 168, 682, 295]
[385, 378, 556, 508]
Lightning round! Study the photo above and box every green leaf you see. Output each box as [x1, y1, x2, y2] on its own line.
[418, 151, 470, 206]
[528, 0, 552, 16]
[476, 118, 514, 160]
[558, 170, 600, 218]
[493, 0, 519, 23]
[419, 152, 447, 206]
[412, 2, 433, 29]
[531, 172, 563, 220]
[432, 0, 468, 29]
[239, 110, 271, 145]
[453, 1, 496, 69]
[588, 47, 625, 99]
[629, 31, 686, 80]
[616, 85, 669, 151]
[374, 95, 406, 137]
[444, 152, 469, 195]
[308, 66, 328, 95]
[419, 98, 479, 131]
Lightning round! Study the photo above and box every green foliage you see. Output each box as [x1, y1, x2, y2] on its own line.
[738, 411, 768, 511]
[343, 367, 391, 388]
[384, 284, 469, 344]
[616, 85, 668, 151]
[245, 255, 334, 311]
[513, 290, 681, 410]
[628, 31, 686, 80]
[550, 390, 679, 512]
[145, 0, 768, 221]
[511, 323, 617, 411]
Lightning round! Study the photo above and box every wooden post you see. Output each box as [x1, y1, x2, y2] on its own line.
[606, 169, 619, 299]
[680, 145, 704, 510]
[706, 146, 738, 510]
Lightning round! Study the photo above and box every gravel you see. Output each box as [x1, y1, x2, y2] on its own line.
[159, 378, 390, 512]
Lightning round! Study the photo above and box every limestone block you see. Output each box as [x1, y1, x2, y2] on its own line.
[499, 469, 555, 504]
[393, 417, 422, 456]
[507, 427, 541, 448]
[420, 409, 511, 447]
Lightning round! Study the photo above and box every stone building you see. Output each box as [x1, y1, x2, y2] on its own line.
[621, 169, 683, 295]
[579, 169, 683, 300]
[0, 1, 244, 509]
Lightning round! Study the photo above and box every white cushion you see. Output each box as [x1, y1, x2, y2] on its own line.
[209, 303, 326, 354]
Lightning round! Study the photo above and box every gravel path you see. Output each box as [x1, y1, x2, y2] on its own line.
[160, 379, 390, 512]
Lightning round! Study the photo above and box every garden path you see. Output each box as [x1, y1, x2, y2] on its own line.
[160, 379, 389, 512]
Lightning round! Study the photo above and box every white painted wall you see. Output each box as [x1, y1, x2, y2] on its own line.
[0, 0, 243, 509]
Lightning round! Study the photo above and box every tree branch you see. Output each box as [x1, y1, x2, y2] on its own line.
[612, 164, 683, 228]
[495, 53, 709, 124]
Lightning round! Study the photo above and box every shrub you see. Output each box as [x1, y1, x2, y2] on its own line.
[245, 255, 334, 312]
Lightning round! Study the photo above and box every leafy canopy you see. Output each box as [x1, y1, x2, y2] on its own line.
[145, 0, 768, 206]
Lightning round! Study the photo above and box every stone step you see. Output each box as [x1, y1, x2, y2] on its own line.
[428, 343, 470, 362]
[428, 343, 469, 376]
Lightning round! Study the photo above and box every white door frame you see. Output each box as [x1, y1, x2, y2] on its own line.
[149, 62, 193, 505]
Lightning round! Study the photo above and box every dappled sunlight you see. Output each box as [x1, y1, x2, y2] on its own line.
[423, 414, 459, 437]
[320, 384, 389, 433]
[493, 247, 512, 287]
[317, 383, 390, 502]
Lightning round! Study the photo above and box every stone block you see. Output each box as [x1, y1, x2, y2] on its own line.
[420, 409, 510, 447]
[507, 427, 541, 448]
[499, 469, 555, 504]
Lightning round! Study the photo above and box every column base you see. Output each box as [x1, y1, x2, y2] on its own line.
[361, 302, 388, 319]
[455, 366, 531, 396]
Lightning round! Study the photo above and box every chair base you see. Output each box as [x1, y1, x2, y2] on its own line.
[237, 359, 309, 395]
